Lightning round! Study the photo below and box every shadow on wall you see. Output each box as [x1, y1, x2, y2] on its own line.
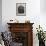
[0, 0, 2, 32]
[0, 17, 1, 31]
[40, 0, 46, 14]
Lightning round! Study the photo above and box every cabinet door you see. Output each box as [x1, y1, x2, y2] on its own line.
[11, 32, 28, 46]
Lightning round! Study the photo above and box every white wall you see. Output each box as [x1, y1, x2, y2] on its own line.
[40, 0, 46, 31]
[40, 0, 46, 13]
[2, 0, 40, 31]
[2, 0, 46, 46]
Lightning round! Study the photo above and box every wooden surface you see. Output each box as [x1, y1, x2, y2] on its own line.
[7, 23, 34, 46]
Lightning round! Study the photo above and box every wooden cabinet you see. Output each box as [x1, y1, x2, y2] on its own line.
[7, 23, 34, 46]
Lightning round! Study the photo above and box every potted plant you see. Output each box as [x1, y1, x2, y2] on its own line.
[36, 25, 45, 46]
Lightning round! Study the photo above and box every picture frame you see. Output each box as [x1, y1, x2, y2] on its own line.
[16, 3, 26, 16]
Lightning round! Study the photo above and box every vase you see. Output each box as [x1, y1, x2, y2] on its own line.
[39, 40, 45, 46]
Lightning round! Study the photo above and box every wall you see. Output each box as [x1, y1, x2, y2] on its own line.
[0, 0, 2, 32]
[40, 0, 46, 13]
[2, 0, 46, 46]
[40, 0, 46, 31]
[2, 0, 40, 30]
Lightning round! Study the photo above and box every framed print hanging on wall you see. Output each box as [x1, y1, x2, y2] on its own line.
[16, 3, 26, 16]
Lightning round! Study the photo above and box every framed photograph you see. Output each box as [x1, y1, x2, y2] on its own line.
[16, 3, 26, 16]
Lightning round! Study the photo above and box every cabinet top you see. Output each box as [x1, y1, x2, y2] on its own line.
[7, 23, 34, 25]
